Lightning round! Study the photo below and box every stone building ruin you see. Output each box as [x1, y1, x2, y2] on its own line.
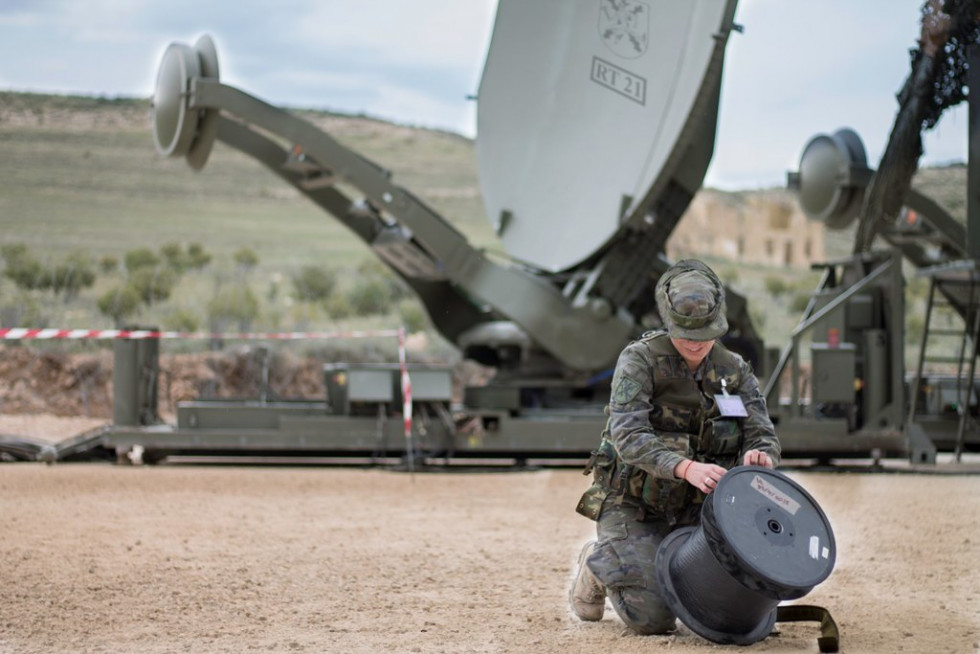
[667, 189, 824, 268]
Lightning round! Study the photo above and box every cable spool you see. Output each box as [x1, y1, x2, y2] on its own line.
[655, 466, 836, 646]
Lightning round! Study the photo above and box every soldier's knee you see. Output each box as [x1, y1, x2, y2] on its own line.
[608, 587, 676, 635]
[623, 611, 676, 635]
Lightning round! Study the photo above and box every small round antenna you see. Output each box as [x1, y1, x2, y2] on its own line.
[151, 42, 200, 157]
[796, 128, 870, 229]
[151, 35, 221, 169]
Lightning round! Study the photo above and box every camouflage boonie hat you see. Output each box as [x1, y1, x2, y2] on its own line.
[655, 259, 728, 341]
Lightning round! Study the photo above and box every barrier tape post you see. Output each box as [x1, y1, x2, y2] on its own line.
[398, 327, 414, 475]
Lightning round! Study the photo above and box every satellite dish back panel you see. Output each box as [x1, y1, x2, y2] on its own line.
[477, 0, 736, 272]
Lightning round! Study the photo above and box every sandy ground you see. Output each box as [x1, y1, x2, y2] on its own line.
[1, 428, 979, 654]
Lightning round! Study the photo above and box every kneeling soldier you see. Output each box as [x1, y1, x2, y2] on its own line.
[570, 259, 780, 634]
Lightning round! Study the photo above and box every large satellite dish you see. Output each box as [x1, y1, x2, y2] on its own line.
[477, 0, 737, 272]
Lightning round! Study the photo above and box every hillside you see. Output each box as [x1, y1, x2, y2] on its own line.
[0, 92, 492, 265]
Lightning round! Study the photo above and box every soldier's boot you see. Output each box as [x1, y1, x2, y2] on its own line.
[569, 540, 606, 621]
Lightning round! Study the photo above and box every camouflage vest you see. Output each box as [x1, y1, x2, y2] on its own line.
[576, 332, 744, 525]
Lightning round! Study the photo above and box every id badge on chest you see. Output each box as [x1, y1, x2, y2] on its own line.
[714, 379, 747, 418]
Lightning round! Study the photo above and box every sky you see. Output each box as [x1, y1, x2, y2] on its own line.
[0, 0, 971, 191]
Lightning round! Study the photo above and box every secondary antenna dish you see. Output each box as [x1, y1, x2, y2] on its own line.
[793, 128, 870, 230]
[477, 0, 738, 271]
[151, 35, 221, 169]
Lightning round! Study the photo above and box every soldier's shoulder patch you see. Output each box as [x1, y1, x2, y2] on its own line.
[612, 376, 642, 404]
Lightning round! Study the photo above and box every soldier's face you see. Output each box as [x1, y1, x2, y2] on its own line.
[670, 337, 715, 370]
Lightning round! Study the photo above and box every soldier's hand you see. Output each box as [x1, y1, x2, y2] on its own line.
[743, 449, 773, 468]
[676, 460, 728, 494]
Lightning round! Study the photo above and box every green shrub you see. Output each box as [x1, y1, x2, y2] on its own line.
[324, 293, 352, 320]
[99, 255, 119, 273]
[357, 258, 410, 301]
[161, 242, 190, 273]
[233, 247, 260, 272]
[2, 254, 46, 290]
[347, 277, 391, 316]
[129, 267, 177, 305]
[292, 265, 336, 302]
[187, 243, 212, 270]
[207, 285, 259, 331]
[124, 247, 161, 271]
[97, 285, 142, 324]
[159, 242, 212, 274]
[163, 308, 200, 333]
[1, 246, 96, 298]
[49, 251, 96, 299]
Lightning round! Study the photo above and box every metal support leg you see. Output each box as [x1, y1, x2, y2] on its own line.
[955, 281, 980, 461]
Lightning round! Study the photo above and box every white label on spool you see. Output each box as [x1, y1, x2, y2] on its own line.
[751, 475, 801, 515]
[822, 547, 830, 559]
[809, 536, 820, 559]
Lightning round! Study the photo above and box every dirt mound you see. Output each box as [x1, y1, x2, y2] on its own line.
[0, 347, 113, 417]
[0, 346, 330, 420]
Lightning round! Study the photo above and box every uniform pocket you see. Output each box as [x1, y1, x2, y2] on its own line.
[703, 418, 741, 456]
[575, 484, 607, 521]
[575, 440, 619, 521]
[591, 439, 618, 488]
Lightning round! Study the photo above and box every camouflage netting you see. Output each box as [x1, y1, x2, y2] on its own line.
[916, 0, 980, 129]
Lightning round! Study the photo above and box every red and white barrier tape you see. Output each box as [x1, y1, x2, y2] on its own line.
[0, 328, 400, 340]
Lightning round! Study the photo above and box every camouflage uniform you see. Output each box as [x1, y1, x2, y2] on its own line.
[573, 260, 780, 635]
